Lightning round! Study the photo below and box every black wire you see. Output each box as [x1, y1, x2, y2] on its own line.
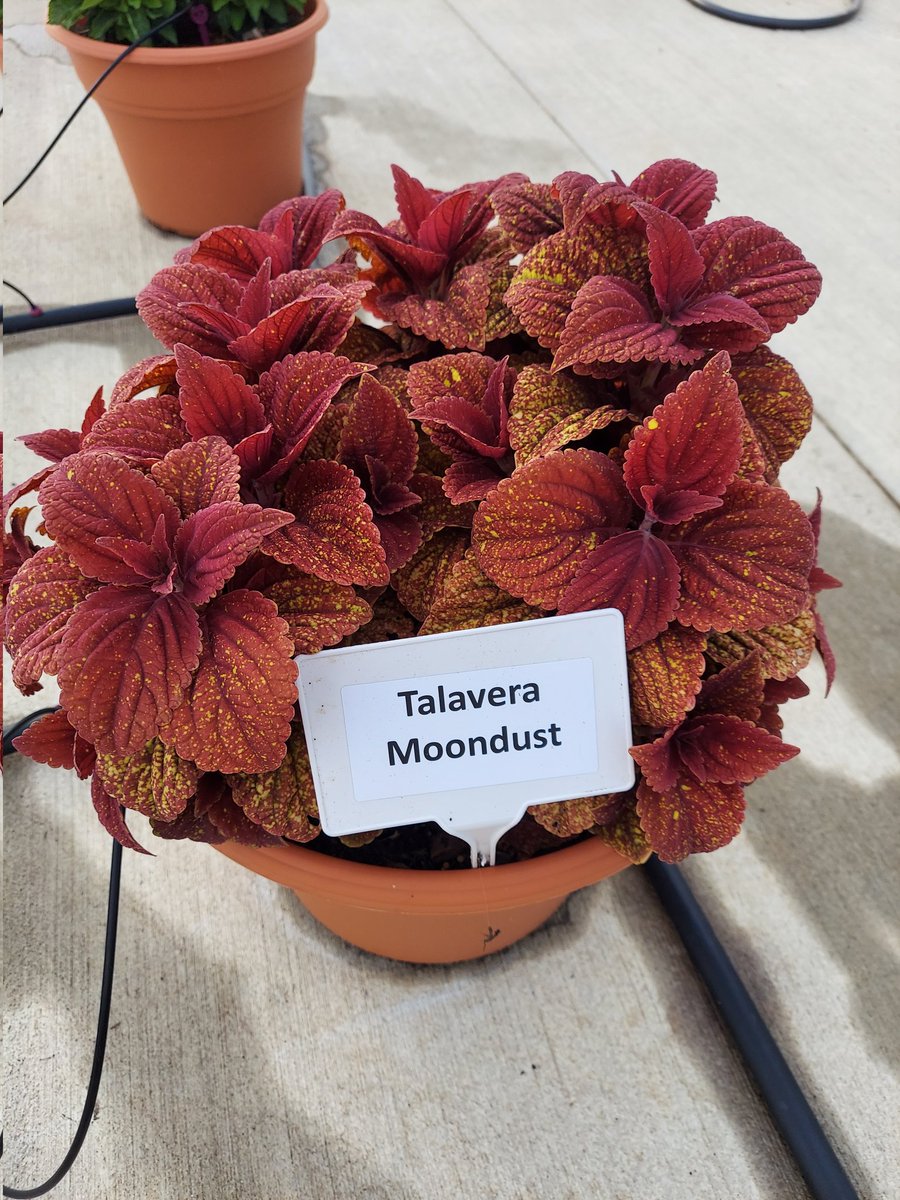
[2, 712, 123, 1198]
[3, 3, 193, 208]
[3, 838, 123, 1199]
[2, 280, 42, 315]
[685, 0, 862, 29]
[643, 857, 860, 1200]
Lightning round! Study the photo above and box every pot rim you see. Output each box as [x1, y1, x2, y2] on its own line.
[212, 833, 631, 914]
[47, 0, 328, 66]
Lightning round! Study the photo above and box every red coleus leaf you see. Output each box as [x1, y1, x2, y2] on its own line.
[4, 466, 57, 514]
[228, 723, 319, 842]
[529, 405, 632, 462]
[264, 459, 389, 586]
[623, 352, 743, 520]
[149, 792, 227, 843]
[558, 530, 681, 650]
[629, 159, 717, 229]
[373, 509, 423, 572]
[340, 374, 419, 488]
[692, 217, 822, 334]
[109, 356, 177, 408]
[637, 203, 706, 316]
[39, 454, 180, 587]
[665, 478, 815, 632]
[136, 263, 244, 355]
[694, 654, 766, 724]
[80, 394, 189, 466]
[258, 190, 347, 269]
[180, 193, 346, 284]
[593, 799, 652, 864]
[91, 775, 152, 854]
[554, 276, 699, 371]
[529, 794, 623, 838]
[205, 785, 283, 846]
[257, 352, 370, 481]
[627, 625, 708, 729]
[174, 502, 292, 605]
[409, 354, 513, 460]
[12, 708, 95, 778]
[260, 574, 373, 653]
[95, 738, 200, 823]
[59, 587, 202, 755]
[507, 365, 596, 466]
[731, 347, 814, 476]
[150, 436, 241, 518]
[19, 427, 82, 463]
[507, 226, 648, 353]
[226, 282, 370, 371]
[175, 345, 265, 443]
[553, 172, 641, 234]
[636, 776, 745, 862]
[491, 180, 563, 252]
[473, 449, 632, 608]
[410, 471, 475, 538]
[160, 590, 297, 775]
[378, 260, 493, 350]
[5, 546, 99, 690]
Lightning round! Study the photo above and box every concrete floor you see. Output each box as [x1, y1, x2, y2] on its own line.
[2, 1, 899, 1197]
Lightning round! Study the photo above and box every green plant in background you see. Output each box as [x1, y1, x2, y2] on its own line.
[47, 0, 309, 47]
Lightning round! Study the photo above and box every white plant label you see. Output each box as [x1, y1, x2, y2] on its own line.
[296, 610, 634, 867]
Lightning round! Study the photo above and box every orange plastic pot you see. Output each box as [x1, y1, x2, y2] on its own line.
[213, 835, 630, 964]
[47, 1, 328, 237]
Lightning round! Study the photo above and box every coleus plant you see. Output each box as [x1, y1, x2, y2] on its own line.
[3, 160, 840, 864]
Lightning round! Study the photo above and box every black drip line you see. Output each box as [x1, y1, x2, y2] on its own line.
[685, 0, 862, 30]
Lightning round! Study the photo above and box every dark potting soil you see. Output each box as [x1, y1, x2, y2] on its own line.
[296, 815, 585, 870]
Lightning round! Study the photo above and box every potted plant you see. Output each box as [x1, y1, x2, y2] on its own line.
[45, 0, 328, 235]
[4, 161, 839, 963]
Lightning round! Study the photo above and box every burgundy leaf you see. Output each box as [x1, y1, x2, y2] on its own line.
[160, 590, 297, 775]
[91, 774, 152, 853]
[263, 460, 389, 587]
[150, 436, 242, 518]
[629, 159, 717, 229]
[174, 502, 293, 605]
[666, 479, 815, 632]
[554, 276, 699, 370]
[59, 587, 201, 755]
[473, 449, 632, 608]
[175, 345, 266, 443]
[19, 428, 81, 463]
[623, 351, 743, 512]
[136, 264, 244, 355]
[39, 455, 180, 587]
[558, 530, 681, 650]
[340, 374, 419, 485]
[6, 546, 99, 689]
[80, 394, 189, 465]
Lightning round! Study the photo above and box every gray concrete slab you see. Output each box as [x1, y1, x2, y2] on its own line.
[3, 2, 899, 1198]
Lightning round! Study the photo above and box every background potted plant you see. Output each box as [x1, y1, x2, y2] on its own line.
[4, 159, 839, 963]
[46, 0, 329, 235]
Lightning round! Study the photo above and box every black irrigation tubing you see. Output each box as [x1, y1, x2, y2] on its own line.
[2, 297, 138, 334]
[685, 0, 862, 29]
[643, 856, 860, 1200]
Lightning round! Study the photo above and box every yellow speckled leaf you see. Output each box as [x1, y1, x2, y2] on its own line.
[706, 607, 815, 680]
[419, 550, 543, 636]
[529, 793, 623, 838]
[628, 625, 708, 729]
[228, 724, 319, 842]
[393, 529, 470, 621]
[592, 799, 652, 864]
[95, 738, 200, 823]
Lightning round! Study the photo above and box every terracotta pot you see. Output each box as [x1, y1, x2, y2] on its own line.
[213, 835, 630, 964]
[47, 1, 328, 237]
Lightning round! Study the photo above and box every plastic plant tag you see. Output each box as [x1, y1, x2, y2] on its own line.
[296, 610, 634, 867]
